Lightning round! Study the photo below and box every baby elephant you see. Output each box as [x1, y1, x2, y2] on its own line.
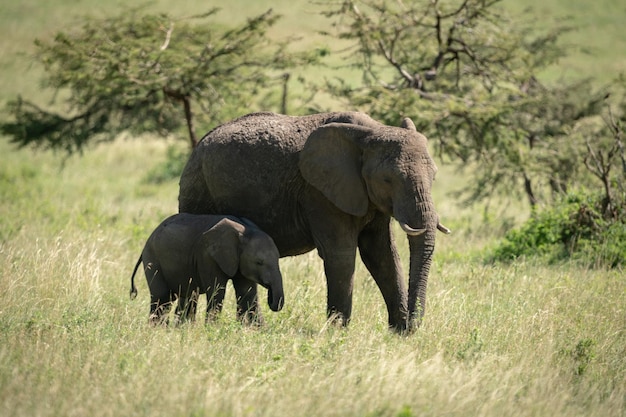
[130, 213, 284, 325]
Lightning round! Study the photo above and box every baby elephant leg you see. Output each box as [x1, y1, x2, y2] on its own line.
[232, 276, 263, 326]
[175, 289, 199, 325]
[205, 281, 227, 323]
[149, 294, 173, 325]
[146, 263, 173, 325]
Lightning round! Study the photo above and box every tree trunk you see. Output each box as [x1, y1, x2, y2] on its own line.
[281, 73, 290, 115]
[163, 87, 198, 148]
[523, 172, 537, 208]
[182, 96, 198, 148]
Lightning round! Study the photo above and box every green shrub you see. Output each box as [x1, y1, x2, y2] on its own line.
[490, 191, 626, 267]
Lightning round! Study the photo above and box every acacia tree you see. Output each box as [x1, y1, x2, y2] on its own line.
[1, 8, 318, 152]
[321, 0, 621, 208]
[580, 102, 626, 218]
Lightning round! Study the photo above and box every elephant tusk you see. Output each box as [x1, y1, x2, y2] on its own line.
[437, 223, 451, 234]
[400, 222, 427, 236]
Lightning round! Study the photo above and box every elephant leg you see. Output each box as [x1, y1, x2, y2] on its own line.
[358, 215, 409, 332]
[149, 297, 173, 325]
[232, 276, 263, 326]
[321, 248, 357, 326]
[175, 290, 199, 324]
[205, 282, 227, 323]
[306, 202, 360, 326]
[146, 264, 173, 325]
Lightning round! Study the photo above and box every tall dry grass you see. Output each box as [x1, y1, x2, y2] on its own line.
[0, 138, 624, 417]
[1, 1, 625, 415]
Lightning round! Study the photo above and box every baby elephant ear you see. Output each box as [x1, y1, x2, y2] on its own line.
[204, 218, 243, 277]
[299, 123, 371, 217]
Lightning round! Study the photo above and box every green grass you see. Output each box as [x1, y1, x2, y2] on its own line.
[1, 1, 625, 416]
[1, 135, 624, 417]
[506, 0, 626, 83]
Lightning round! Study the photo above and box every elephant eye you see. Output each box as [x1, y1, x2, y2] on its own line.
[255, 259, 264, 266]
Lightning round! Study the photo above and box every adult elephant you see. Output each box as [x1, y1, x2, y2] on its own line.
[178, 111, 449, 332]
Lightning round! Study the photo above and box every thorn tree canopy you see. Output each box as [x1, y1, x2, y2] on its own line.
[1, 8, 320, 152]
[321, 0, 625, 208]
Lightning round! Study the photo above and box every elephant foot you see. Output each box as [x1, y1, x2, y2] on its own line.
[149, 302, 172, 326]
[387, 312, 412, 335]
[326, 310, 350, 327]
[237, 309, 264, 327]
[173, 313, 197, 327]
[148, 316, 170, 326]
[392, 323, 417, 336]
[398, 315, 423, 335]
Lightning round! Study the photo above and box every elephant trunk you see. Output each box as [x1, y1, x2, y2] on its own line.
[400, 200, 437, 331]
[407, 227, 436, 330]
[266, 274, 285, 312]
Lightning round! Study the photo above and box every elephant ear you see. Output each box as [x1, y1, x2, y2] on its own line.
[400, 117, 417, 131]
[203, 218, 243, 277]
[299, 123, 371, 217]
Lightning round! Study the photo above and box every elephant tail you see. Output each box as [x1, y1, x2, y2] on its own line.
[130, 255, 142, 300]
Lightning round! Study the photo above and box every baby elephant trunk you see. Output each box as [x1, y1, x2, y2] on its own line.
[266, 273, 285, 312]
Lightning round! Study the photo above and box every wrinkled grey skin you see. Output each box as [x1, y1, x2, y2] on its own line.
[130, 213, 284, 325]
[178, 112, 449, 332]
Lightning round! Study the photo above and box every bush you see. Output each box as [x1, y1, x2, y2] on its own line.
[490, 191, 626, 268]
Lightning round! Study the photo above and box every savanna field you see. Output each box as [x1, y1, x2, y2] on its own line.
[1, 1, 625, 416]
